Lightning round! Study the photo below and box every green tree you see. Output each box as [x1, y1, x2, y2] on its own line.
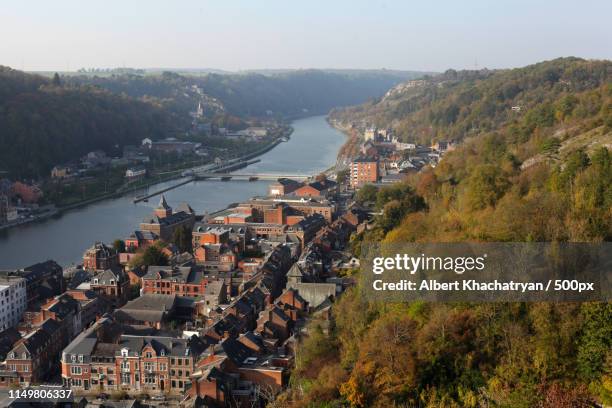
[577, 303, 612, 381]
[355, 184, 378, 206]
[464, 164, 510, 210]
[112, 239, 126, 253]
[142, 244, 169, 266]
[173, 225, 193, 253]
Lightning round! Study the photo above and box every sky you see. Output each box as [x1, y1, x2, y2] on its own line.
[1, 0, 611, 73]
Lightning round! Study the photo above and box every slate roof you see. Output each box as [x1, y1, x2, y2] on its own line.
[142, 211, 192, 226]
[305, 179, 337, 192]
[114, 294, 177, 323]
[157, 195, 171, 210]
[0, 328, 21, 360]
[143, 265, 203, 284]
[118, 334, 207, 358]
[219, 337, 254, 366]
[92, 268, 125, 285]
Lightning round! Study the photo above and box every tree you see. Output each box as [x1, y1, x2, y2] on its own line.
[173, 225, 193, 253]
[52, 72, 61, 86]
[112, 239, 126, 253]
[142, 244, 169, 266]
[464, 164, 509, 210]
[355, 184, 378, 206]
[577, 303, 612, 381]
[336, 168, 349, 184]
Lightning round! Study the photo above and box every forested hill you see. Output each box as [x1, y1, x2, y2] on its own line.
[0, 66, 179, 179]
[330, 57, 611, 145]
[65, 69, 425, 118]
[281, 58, 612, 407]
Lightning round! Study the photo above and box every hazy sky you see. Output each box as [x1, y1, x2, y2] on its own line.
[2, 0, 611, 72]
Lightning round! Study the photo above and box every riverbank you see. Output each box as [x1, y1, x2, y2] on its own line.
[0, 132, 290, 233]
[327, 117, 361, 167]
[0, 115, 346, 269]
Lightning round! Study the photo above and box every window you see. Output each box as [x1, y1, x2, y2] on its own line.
[71, 366, 82, 375]
[71, 379, 82, 387]
[121, 373, 130, 385]
[78, 355, 83, 363]
[121, 361, 130, 370]
[144, 362, 155, 372]
[144, 374, 156, 384]
[71, 355, 76, 363]
[159, 363, 167, 371]
[145, 352, 152, 358]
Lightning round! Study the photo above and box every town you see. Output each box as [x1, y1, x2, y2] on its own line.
[0, 127, 453, 407]
[0, 104, 291, 232]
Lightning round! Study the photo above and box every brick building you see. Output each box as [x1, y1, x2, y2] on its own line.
[140, 196, 196, 241]
[268, 178, 303, 196]
[83, 243, 119, 272]
[142, 265, 210, 297]
[0, 319, 62, 387]
[61, 317, 207, 394]
[90, 269, 130, 308]
[350, 156, 379, 188]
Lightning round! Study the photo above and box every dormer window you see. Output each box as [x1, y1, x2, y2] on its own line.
[71, 355, 76, 362]
[78, 355, 83, 362]
[8, 352, 14, 359]
[93, 279, 98, 284]
[121, 348, 129, 357]
[22, 352, 27, 359]
[110, 279, 115, 285]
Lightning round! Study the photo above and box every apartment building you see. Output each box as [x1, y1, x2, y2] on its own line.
[0, 276, 27, 330]
[349, 156, 379, 188]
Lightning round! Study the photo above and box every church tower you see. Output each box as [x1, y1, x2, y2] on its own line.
[154, 195, 172, 218]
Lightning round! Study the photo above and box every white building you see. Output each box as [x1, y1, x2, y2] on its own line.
[125, 167, 147, 179]
[0, 276, 27, 330]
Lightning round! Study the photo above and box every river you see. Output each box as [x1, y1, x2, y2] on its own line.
[0, 115, 345, 269]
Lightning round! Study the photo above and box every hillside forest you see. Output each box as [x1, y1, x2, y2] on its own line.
[282, 58, 612, 408]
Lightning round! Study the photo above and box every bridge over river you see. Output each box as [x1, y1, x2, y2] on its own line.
[193, 172, 310, 180]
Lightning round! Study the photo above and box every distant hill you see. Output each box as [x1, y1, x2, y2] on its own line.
[65, 69, 427, 118]
[330, 57, 611, 146]
[0, 66, 179, 179]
